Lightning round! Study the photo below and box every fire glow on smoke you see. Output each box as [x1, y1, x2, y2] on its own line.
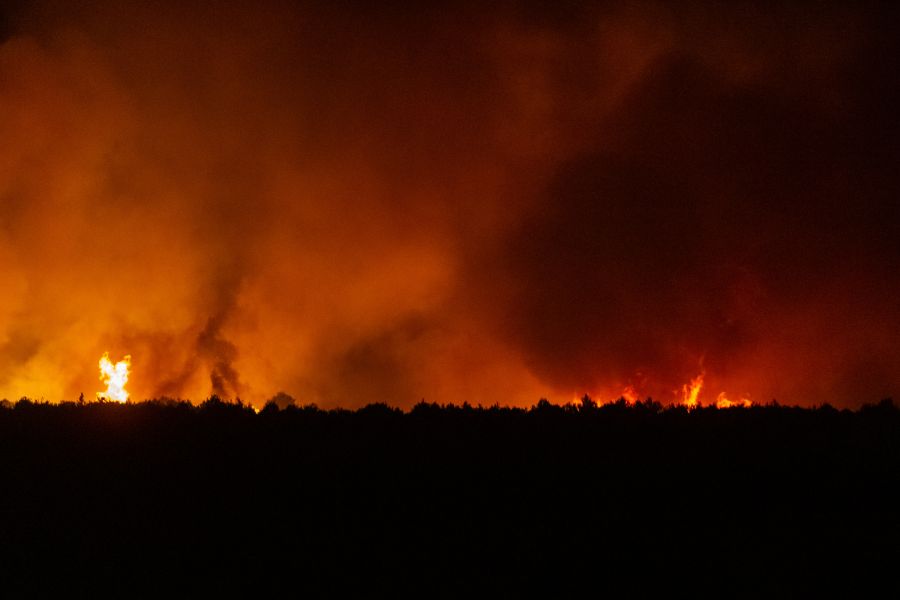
[0, 2, 898, 408]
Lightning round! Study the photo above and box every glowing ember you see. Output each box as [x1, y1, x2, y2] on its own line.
[681, 373, 704, 408]
[715, 392, 752, 409]
[97, 352, 131, 403]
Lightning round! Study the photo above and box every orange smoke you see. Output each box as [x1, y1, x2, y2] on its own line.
[0, 2, 898, 408]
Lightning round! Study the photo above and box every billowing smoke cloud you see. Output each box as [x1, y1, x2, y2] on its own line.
[0, 1, 898, 407]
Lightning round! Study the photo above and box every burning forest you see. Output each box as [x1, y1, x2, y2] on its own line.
[1, 0, 899, 595]
[1, 0, 899, 409]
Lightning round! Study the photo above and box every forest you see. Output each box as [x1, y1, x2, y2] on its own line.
[1, 396, 898, 595]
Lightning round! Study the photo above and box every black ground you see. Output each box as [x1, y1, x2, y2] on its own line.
[1, 397, 898, 596]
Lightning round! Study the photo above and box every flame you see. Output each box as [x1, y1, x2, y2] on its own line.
[621, 385, 639, 403]
[680, 373, 752, 409]
[715, 392, 752, 409]
[681, 373, 704, 408]
[97, 352, 131, 403]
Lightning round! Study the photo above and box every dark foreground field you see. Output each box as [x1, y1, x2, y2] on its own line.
[1, 397, 898, 596]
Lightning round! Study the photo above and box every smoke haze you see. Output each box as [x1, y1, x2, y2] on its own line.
[1, 1, 898, 407]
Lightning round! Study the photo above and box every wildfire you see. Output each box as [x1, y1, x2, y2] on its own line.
[97, 352, 131, 403]
[681, 373, 704, 408]
[715, 393, 752, 409]
[620, 385, 639, 403]
[678, 372, 752, 409]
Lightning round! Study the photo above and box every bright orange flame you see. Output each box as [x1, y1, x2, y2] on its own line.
[97, 352, 131, 403]
[621, 385, 639, 403]
[681, 373, 704, 408]
[715, 392, 752, 409]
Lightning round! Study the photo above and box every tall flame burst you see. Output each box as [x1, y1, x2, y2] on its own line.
[678, 373, 753, 409]
[681, 373, 704, 409]
[97, 353, 131, 403]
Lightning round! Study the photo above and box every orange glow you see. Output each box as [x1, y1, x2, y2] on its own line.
[715, 392, 752, 409]
[571, 393, 592, 407]
[0, 2, 897, 410]
[681, 374, 704, 408]
[97, 353, 131, 403]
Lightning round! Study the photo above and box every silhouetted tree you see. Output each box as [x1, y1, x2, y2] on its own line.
[268, 391, 296, 410]
[580, 394, 597, 411]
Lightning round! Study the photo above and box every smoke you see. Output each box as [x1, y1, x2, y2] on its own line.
[489, 3, 900, 405]
[0, 1, 898, 407]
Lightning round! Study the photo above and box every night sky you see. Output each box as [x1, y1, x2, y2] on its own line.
[1, 1, 898, 408]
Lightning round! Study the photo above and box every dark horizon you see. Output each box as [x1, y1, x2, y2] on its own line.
[4, 392, 898, 413]
[2, 394, 898, 593]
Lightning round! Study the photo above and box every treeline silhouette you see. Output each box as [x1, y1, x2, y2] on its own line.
[1, 396, 898, 595]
